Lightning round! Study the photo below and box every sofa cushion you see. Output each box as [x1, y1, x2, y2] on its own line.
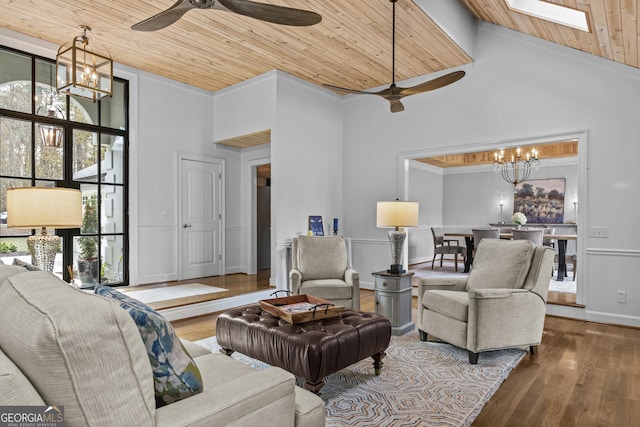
[0, 349, 45, 405]
[297, 236, 347, 280]
[0, 271, 155, 427]
[95, 286, 203, 408]
[466, 239, 534, 290]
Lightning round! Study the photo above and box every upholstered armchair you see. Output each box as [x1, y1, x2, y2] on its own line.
[289, 236, 360, 310]
[417, 239, 554, 364]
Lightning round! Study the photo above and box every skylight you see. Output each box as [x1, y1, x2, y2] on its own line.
[505, 0, 590, 32]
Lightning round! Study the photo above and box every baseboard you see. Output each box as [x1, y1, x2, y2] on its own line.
[585, 310, 640, 328]
[360, 281, 374, 291]
[546, 303, 586, 320]
[161, 289, 273, 321]
[138, 273, 177, 285]
[225, 266, 245, 275]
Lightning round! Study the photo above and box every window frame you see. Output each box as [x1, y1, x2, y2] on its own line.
[0, 45, 129, 286]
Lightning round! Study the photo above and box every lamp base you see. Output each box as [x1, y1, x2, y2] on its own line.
[387, 264, 405, 275]
[26, 231, 59, 272]
[387, 229, 407, 276]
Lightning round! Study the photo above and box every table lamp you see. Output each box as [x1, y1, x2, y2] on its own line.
[7, 187, 83, 271]
[376, 200, 419, 275]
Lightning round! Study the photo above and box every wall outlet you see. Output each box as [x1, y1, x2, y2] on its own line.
[590, 226, 609, 238]
[616, 290, 627, 303]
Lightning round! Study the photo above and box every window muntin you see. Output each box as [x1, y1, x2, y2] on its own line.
[0, 45, 128, 286]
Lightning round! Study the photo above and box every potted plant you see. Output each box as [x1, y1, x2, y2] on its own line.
[78, 195, 99, 284]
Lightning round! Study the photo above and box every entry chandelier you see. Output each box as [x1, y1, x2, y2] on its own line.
[56, 25, 113, 102]
[493, 147, 540, 185]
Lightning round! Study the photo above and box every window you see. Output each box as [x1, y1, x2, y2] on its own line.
[0, 45, 128, 287]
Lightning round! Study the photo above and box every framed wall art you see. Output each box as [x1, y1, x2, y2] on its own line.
[514, 178, 565, 224]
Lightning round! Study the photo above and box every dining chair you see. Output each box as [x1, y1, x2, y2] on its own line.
[471, 228, 500, 245]
[542, 227, 556, 248]
[430, 227, 466, 271]
[512, 228, 544, 246]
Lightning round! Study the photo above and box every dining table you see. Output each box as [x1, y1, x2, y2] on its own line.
[445, 231, 577, 281]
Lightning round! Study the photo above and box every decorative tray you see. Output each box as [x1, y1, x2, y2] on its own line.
[259, 294, 344, 324]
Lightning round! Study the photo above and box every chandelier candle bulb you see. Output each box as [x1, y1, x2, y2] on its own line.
[493, 146, 541, 185]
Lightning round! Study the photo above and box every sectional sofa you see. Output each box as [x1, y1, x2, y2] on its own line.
[0, 265, 325, 426]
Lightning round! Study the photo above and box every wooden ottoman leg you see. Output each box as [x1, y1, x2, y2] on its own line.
[372, 351, 386, 375]
[220, 348, 235, 356]
[304, 379, 325, 394]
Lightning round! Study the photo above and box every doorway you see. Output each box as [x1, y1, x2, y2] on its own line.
[256, 164, 271, 271]
[400, 131, 586, 306]
[178, 155, 224, 280]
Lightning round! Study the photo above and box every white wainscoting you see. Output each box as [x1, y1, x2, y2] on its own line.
[224, 225, 245, 274]
[350, 238, 393, 290]
[582, 247, 640, 328]
[138, 226, 178, 285]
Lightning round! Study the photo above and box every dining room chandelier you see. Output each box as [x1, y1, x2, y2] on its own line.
[56, 25, 113, 102]
[493, 147, 540, 185]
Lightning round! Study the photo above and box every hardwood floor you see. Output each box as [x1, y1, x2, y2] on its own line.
[171, 283, 639, 426]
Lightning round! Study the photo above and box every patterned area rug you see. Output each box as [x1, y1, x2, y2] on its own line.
[196, 331, 524, 426]
[119, 283, 227, 304]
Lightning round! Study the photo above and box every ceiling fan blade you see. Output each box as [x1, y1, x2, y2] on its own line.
[323, 84, 378, 96]
[389, 99, 404, 113]
[398, 70, 466, 96]
[218, 0, 321, 26]
[131, 0, 195, 31]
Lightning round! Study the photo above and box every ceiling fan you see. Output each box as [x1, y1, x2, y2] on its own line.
[323, 0, 465, 113]
[131, 0, 322, 31]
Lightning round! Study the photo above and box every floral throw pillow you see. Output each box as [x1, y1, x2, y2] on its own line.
[95, 285, 204, 407]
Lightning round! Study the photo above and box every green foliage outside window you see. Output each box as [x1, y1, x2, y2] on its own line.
[79, 195, 98, 259]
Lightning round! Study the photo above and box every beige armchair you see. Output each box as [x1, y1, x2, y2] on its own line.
[417, 239, 554, 364]
[289, 236, 360, 310]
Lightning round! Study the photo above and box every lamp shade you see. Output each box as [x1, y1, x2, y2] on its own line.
[7, 187, 83, 229]
[376, 201, 419, 228]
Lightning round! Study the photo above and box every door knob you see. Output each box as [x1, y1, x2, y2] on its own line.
[183, 224, 192, 228]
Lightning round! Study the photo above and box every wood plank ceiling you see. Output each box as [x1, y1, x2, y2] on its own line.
[0, 0, 471, 93]
[0, 1, 636, 154]
[416, 140, 578, 168]
[462, 0, 640, 69]
[0, 1, 637, 93]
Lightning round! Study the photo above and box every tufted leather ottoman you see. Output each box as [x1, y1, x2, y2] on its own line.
[216, 306, 392, 392]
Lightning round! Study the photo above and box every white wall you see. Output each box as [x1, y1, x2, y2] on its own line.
[341, 23, 640, 327]
[214, 73, 276, 278]
[213, 71, 344, 288]
[271, 73, 344, 288]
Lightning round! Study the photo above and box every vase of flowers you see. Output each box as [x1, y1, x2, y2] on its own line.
[512, 212, 527, 229]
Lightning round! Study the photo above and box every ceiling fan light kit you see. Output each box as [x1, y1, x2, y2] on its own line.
[323, 0, 465, 113]
[131, 0, 322, 32]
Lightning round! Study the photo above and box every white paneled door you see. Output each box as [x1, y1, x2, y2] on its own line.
[180, 158, 222, 279]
